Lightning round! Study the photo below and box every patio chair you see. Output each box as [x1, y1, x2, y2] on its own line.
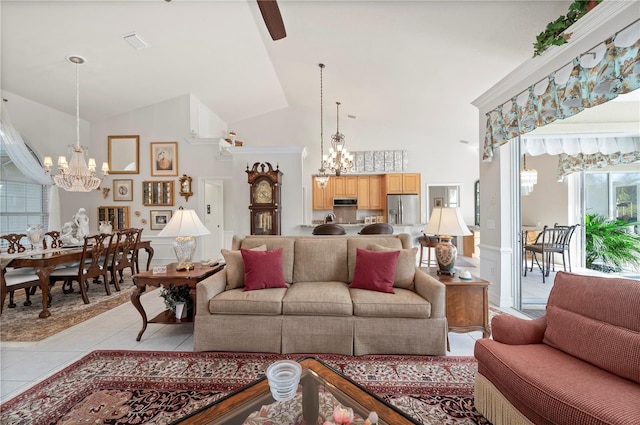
[523, 224, 578, 283]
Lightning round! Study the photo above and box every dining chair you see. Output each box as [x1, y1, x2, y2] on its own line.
[0, 233, 40, 310]
[0, 266, 41, 313]
[43, 231, 64, 249]
[358, 223, 394, 235]
[0, 234, 27, 254]
[312, 223, 347, 235]
[48, 233, 115, 304]
[523, 224, 577, 283]
[109, 228, 141, 291]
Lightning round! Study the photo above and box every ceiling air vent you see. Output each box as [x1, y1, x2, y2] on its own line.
[122, 32, 150, 50]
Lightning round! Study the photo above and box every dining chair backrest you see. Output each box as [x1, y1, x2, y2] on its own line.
[537, 226, 572, 250]
[81, 233, 115, 277]
[0, 234, 27, 254]
[115, 228, 141, 259]
[44, 231, 63, 249]
[553, 223, 579, 247]
[111, 228, 141, 275]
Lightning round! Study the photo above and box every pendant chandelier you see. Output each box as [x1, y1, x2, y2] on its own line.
[323, 101, 354, 176]
[43, 55, 108, 192]
[315, 63, 330, 189]
[521, 154, 538, 196]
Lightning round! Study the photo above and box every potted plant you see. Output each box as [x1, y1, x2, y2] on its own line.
[159, 284, 193, 319]
[532, 0, 601, 57]
[585, 213, 640, 273]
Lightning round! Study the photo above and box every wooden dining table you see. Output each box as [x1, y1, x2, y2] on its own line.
[1, 240, 154, 318]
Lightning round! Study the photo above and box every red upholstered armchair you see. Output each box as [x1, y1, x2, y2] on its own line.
[474, 272, 640, 425]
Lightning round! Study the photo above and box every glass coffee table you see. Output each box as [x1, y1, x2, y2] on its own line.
[173, 357, 419, 425]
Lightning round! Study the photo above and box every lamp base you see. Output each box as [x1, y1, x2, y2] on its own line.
[173, 236, 197, 272]
[434, 236, 457, 276]
[175, 262, 195, 271]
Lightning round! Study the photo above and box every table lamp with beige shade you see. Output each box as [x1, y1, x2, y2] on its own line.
[423, 207, 472, 276]
[157, 207, 210, 271]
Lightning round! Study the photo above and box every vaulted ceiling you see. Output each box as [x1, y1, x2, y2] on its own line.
[6, 0, 631, 149]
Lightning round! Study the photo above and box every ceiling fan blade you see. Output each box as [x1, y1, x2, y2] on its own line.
[257, 0, 286, 40]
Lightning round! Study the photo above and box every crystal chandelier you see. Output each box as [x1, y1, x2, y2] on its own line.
[315, 63, 330, 189]
[43, 55, 108, 192]
[323, 101, 354, 176]
[521, 154, 538, 196]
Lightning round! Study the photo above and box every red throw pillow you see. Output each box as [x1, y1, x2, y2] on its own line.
[350, 248, 400, 294]
[241, 248, 287, 291]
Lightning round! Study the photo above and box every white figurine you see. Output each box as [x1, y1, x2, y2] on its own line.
[73, 208, 90, 240]
[60, 222, 80, 245]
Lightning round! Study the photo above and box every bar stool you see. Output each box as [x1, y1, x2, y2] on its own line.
[418, 234, 439, 267]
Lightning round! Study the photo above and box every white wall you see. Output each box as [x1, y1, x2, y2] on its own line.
[230, 105, 481, 227]
[521, 154, 569, 227]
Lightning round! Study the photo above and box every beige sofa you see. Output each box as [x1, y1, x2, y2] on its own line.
[194, 234, 447, 355]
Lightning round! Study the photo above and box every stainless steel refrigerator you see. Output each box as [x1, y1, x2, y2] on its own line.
[387, 194, 420, 225]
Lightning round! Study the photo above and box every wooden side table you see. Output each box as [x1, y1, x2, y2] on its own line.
[427, 271, 490, 350]
[131, 262, 224, 341]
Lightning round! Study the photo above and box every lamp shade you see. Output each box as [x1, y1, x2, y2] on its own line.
[157, 208, 210, 237]
[423, 207, 472, 237]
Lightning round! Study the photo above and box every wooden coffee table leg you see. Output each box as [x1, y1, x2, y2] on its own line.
[131, 278, 148, 341]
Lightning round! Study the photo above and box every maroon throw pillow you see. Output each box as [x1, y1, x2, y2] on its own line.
[350, 248, 400, 294]
[241, 248, 287, 291]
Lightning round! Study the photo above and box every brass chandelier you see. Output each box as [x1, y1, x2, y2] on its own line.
[323, 101, 354, 176]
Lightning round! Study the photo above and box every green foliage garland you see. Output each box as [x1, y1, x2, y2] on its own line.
[533, 0, 601, 57]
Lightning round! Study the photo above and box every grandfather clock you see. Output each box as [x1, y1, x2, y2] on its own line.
[246, 162, 283, 235]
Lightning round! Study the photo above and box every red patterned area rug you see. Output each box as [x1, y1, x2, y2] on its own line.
[0, 351, 490, 425]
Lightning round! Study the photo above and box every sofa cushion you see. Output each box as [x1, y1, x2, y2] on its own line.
[239, 237, 295, 283]
[368, 243, 417, 289]
[543, 272, 640, 384]
[347, 237, 403, 282]
[350, 248, 399, 294]
[283, 281, 352, 316]
[221, 244, 267, 290]
[293, 238, 348, 283]
[350, 287, 431, 318]
[475, 338, 640, 424]
[208, 287, 287, 315]
[242, 248, 287, 291]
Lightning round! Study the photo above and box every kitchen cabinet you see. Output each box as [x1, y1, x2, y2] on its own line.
[333, 176, 358, 198]
[312, 177, 334, 210]
[385, 173, 420, 194]
[369, 175, 384, 209]
[358, 175, 384, 210]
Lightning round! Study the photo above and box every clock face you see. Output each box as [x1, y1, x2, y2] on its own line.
[254, 180, 273, 204]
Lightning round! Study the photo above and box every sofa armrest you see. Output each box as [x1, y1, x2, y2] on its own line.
[492, 314, 547, 345]
[196, 269, 228, 316]
[413, 268, 446, 319]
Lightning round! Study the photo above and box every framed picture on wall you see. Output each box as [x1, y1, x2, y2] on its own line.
[150, 142, 178, 176]
[434, 198, 443, 208]
[113, 179, 133, 201]
[150, 210, 173, 230]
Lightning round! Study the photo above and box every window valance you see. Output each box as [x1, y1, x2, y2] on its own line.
[522, 135, 640, 180]
[483, 19, 640, 161]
